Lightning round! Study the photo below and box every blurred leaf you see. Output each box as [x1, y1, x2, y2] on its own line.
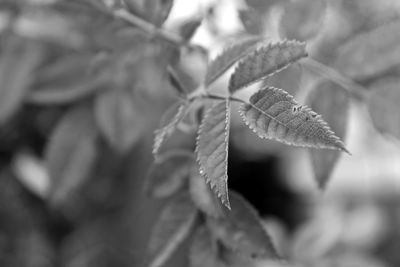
[125, 0, 173, 26]
[244, 0, 286, 13]
[239, 86, 349, 152]
[368, 77, 400, 139]
[179, 18, 202, 41]
[189, 226, 225, 267]
[45, 103, 98, 205]
[153, 101, 189, 157]
[307, 81, 349, 189]
[335, 21, 400, 81]
[238, 8, 264, 35]
[94, 87, 143, 153]
[189, 168, 224, 218]
[0, 38, 43, 124]
[229, 40, 307, 94]
[280, 0, 327, 42]
[205, 37, 261, 87]
[147, 192, 198, 267]
[145, 150, 194, 199]
[196, 100, 231, 209]
[207, 191, 278, 259]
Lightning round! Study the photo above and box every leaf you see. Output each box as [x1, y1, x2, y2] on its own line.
[45, 104, 98, 205]
[153, 101, 189, 157]
[205, 37, 262, 87]
[189, 226, 225, 267]
[280, 0, 327, 41]
[239, 86, 349, 152]
[94, 87, 143, 153]
[196, 100, 231, 209]
[335, 21, 400, 81]
[368, 77, 400, 139]
[125, 0, 173, 26]
[229, 40, 307, 94]
[145, 150, 194, 199]
[0, 39, 43, 124]
[28, 75, 107, 105]
[189, 168, 224, 218]
[179, 18, 203, 41]
[307, 81, 349, 189]
[207, 191, 278, 259]
[147, 192, 198, 267]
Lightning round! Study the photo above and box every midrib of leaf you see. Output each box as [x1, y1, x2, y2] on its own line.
[240, 88, 349, 153]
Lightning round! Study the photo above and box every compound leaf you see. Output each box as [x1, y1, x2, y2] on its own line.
[307, 81, 350, 189]
[368, 77, 400, 139]
[95, 87, 143, 153]
[229, 40, 307, 94]
[153, 101, 189, 157]
[196, 100, 231, 209]
[147, 192, 198, 267]
[145, 150, 194, 199]
[207, 191, 278, 259]
[45, 104, 98, 205]
[239, 86, 348, 152]
[205, 37, 261, 87]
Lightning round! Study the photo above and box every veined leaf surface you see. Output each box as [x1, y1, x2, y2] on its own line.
[240, 86, 348, 152]
[229, 40, 307, 94]
[308, 81, 349, 189]
[205, 37, 261, 87]
[196, 100, 231, 209]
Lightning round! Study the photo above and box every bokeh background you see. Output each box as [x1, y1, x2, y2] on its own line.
[1, 0, 400, 266]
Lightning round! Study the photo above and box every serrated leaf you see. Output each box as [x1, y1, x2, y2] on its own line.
[368, 78, 400, 139]
[95, 87, 143, 153]
[196, 100, 231, 209]
[280, 0, 327, 41]
[153, 101, 189, 157]
[229, 40, 307, 94]
[45, 104, 98, 205]
[145, 150, 194, 199]
[190, 226, 225, 267]
[0, 39, 43, 124]
[147, 192, 198, 267]
[207, 191, 278, 259]
[307, 81, 349, 189]
[239, 86, 348, 152]
[205, 37, 261, 87]
[189, 168, 224, 218]
[335, 21, 400, 81]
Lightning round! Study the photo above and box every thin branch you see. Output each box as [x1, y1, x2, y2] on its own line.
[302, 58, 369, 101]
[113, 9, 188, 48]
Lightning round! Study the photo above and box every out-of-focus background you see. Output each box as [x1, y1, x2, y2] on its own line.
[1, 0, 400, 266]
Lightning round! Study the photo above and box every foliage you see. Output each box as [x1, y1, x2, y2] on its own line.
[1, 0, 400, 266]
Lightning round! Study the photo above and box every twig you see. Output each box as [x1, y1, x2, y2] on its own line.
[113, 9, 189, 48]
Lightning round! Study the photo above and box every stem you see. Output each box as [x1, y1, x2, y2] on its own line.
[302, 58, 369, 101]
[113, 9, 188, 48]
